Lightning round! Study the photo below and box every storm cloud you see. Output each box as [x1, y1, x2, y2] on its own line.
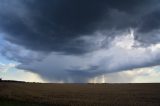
[0, 0, 160, 82]
[0, 0, 160, 54]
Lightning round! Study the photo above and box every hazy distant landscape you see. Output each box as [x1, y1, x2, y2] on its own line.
[0, 82, 160, 106]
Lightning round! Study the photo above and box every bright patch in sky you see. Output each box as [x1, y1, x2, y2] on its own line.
[0, 63, 45, 82]
[89, 66, 160, 83]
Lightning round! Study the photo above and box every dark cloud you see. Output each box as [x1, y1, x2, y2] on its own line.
[1, 0, 160, 83]
[138, 10, 160, 33]
[0, 42, 46, 64]
[0, 0, 159, 54]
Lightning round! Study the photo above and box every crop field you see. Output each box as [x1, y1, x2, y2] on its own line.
[0, 82, 160, 106]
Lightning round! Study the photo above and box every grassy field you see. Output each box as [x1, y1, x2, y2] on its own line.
[0, 82, 160, 106]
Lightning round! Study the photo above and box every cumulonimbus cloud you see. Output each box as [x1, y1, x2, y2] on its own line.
[0, 0, 160, 82]
[2, 30, 159, 82]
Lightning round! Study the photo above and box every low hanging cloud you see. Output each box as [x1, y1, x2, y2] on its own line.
[1, 30, 159, 82]
[0, 0, 160, 82]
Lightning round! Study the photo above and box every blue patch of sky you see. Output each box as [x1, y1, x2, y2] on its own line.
[0, 66, 25, 81]
[154, 66, 160, 72]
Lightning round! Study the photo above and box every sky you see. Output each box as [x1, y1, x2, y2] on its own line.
[0, 0, 160, 83]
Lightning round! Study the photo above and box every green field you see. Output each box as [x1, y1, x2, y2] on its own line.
[0, 82, 160, 106]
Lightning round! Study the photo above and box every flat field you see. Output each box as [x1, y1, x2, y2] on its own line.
[0, 82, 160, 106]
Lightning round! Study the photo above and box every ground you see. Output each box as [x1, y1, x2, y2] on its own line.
[0, 82, 160, 106]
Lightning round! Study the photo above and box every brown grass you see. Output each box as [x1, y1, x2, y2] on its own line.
[0, 82, 160, 106]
